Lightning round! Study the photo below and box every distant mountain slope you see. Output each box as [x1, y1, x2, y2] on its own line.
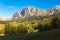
[12, 11, 22, 20]
[12, 7, 60, 20]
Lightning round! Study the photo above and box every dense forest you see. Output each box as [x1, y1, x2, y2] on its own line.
[0, 16, 60, 35]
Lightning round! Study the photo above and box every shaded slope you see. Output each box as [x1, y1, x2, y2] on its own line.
[0, 28, 60, 40]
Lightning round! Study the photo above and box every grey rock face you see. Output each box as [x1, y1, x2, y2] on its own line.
[12, 11, 22, 20]
[12, 7, 60, 20]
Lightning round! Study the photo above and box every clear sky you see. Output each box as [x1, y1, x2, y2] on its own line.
[0, 0, 60, 18]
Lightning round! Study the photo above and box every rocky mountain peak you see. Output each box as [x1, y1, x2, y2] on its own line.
[12, 11, 22, 20]
[12, 7, 60, 20]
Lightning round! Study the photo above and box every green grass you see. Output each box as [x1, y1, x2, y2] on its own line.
[0, 28, 60, 40]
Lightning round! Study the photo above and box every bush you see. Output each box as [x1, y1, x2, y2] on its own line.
[18, 24, 28, 34]
[51, 17, 60, 29]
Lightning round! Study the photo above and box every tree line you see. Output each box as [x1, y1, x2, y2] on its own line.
[0, 16, 60, 35]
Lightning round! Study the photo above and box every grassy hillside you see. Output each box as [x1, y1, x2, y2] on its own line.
[0, 16, 60, 40]
[0, 28, 60, 40]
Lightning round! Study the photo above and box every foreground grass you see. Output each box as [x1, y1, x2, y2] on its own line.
[0, 28, 60, 40]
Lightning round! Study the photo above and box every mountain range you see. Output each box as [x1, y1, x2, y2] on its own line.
[12, 7, 60, 20]
[0, 7, 60, 21]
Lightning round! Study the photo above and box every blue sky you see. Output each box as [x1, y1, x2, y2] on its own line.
[0, 0, 60, 18]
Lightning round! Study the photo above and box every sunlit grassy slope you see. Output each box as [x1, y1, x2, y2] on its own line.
[0, 24, 5, 36]
[0, 28, 60, 40]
